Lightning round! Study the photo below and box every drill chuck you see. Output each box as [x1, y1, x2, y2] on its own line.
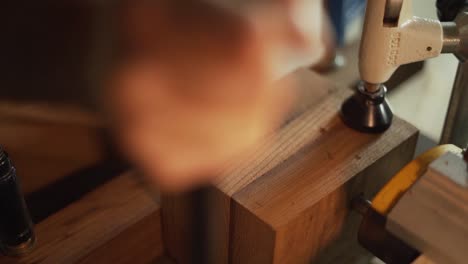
[340, 82, 393, 133]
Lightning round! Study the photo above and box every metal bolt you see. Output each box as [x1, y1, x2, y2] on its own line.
[351, 195, 372, 216]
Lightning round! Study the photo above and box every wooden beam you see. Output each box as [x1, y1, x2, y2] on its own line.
[0, 103, 103, 195]
[162, 69, 419, 263]
[0, 172, 163, 264]
[0, 101, 99, 127]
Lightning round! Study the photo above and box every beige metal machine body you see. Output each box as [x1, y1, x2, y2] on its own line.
[359, 0, 444, 85]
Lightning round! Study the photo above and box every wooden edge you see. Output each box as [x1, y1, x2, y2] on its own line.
[79, 209, 164, 264]
[0, 101, 99, 127]
[0, 172, 162, 264]
[0, 112, 106, 195]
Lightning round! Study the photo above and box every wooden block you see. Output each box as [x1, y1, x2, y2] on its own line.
[0, 172, 163, 264]
[162, 69, 419, 263]
[387, 152, 468, 264]
[79, 209, 164, 264]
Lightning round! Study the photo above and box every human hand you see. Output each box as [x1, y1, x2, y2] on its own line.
[105, 0, 326, 192]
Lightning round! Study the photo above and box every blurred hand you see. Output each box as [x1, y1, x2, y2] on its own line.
[105, 0, 325, 192]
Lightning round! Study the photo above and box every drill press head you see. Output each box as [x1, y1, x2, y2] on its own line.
[341, 0, 444, 133]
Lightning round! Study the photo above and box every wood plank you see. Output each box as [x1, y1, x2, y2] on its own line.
[387, 152, 468, 264]
[0, 101, 98, 127]
[79, 210, 164, 264]
[161, 192, 194, 264]
[0, 172, 162, 264]
[162, 68, 419, 263]
[0, 103, 104, 194]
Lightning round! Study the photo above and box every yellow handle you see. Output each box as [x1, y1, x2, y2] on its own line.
[372, 144, 461, 215]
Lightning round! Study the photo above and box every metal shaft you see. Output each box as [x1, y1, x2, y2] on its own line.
[441, 22, 460, 54]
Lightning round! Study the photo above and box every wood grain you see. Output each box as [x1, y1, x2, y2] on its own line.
[0, 172, 162, 264]
[79, 209, 164, 264]
[162, 68, 419, 263]
[161, 192, 194, 264]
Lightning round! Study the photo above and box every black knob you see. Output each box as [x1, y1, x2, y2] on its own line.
[340, 83, 393, 134]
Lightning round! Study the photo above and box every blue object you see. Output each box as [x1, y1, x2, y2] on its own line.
[328, 0, 366, 46]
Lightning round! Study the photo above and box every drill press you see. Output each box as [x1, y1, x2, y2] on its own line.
[341, 0, 466, 136]
[345, 0, 468, 263]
